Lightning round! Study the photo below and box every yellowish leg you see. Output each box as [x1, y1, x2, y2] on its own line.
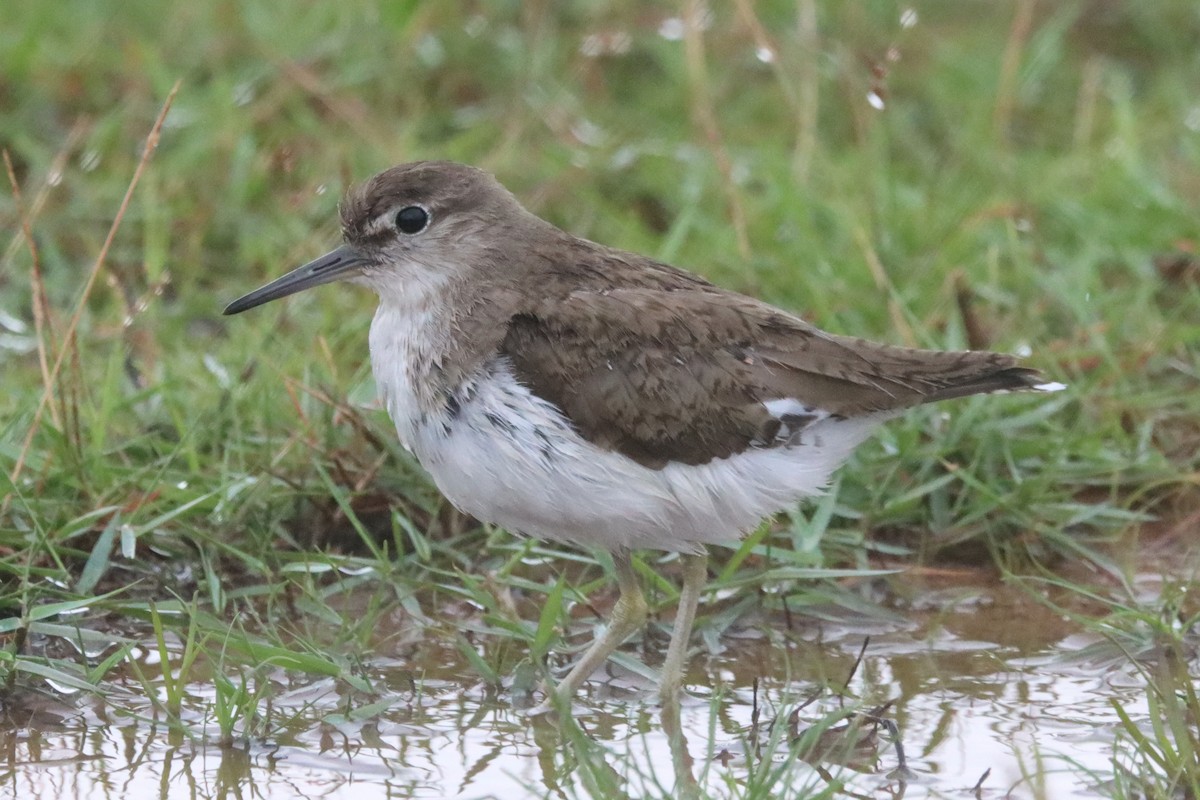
[659, 551, 708, 699]
[547, 550, 648, 707]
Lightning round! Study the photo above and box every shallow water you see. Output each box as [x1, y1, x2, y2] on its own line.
[0, 574, 1173, 799]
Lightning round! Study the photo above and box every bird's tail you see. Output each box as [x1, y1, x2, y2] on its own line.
[925, 365, 1064, 403]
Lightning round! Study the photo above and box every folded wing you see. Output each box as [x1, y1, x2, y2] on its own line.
[500, 287, 1041, 469]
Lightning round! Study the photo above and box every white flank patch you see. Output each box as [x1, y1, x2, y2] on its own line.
[762, 398, 821, 419]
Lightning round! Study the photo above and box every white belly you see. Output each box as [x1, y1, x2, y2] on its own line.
[386, 363, 882, 553]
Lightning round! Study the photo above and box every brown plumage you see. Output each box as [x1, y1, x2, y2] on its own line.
[502, 282, 1041, 468]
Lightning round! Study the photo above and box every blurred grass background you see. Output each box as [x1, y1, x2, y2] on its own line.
[1, 0, 1199, 694]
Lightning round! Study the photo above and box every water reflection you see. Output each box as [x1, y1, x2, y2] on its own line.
[1, 581, 1154, 799]
[661, 690, 699, 800]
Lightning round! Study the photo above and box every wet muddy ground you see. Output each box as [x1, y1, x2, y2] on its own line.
[4, 571, 1185, 800]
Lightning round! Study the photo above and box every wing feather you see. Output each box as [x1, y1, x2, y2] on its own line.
[499, 286, 1041, 469]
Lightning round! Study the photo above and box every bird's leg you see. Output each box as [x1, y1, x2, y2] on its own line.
[659, 551, 708, 699]
[551, 550, 648, 704]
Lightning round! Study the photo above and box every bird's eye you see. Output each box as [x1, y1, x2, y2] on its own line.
[395, 206, 429, 235]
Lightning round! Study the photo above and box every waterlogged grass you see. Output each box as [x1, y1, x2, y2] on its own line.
[1030, 572, 1200, 797]
[2, 1, 1200, 797]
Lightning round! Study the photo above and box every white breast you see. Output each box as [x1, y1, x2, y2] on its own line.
[369, 300, 882, 552]
[367, 282, 452, 452]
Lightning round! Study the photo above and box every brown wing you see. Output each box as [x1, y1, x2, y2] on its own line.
[500, 287, 1041, 469]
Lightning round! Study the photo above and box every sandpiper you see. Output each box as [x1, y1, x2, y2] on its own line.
[225, 160, 1060, 707]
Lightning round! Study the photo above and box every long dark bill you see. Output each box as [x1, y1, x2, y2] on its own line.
[223, 244, 369, 315]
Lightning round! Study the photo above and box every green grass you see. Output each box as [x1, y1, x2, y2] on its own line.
[2, 1, 1199, 797]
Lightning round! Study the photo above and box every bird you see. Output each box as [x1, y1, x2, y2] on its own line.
[224, 160, 1061, 708]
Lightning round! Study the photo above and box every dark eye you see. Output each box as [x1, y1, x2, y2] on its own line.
[395, 206, 429, 234]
